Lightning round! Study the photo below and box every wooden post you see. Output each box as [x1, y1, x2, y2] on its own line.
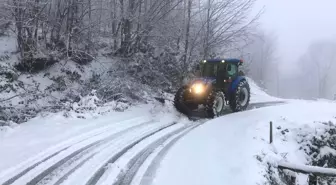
[270, 121, 273, 144]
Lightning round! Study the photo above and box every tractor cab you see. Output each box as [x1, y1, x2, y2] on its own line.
[195, 58, 243, 87]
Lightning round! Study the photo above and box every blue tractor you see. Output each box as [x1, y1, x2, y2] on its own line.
[174, 58, 250, 118]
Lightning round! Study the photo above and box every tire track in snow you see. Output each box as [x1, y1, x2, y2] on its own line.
[26, 121, 154, 185]
[138, 123, 203, 185]
[52, 152, 95, 185]
[84, 122, 180, 185]
[111, 122, 204, 185]
[0, 117, 152, 185]
[0, 101, 284, 185]
[132, 103, 284, 185]
[49, 121, 176, 185]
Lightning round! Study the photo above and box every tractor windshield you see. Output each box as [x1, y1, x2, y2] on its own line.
[201, 63, 218, 77]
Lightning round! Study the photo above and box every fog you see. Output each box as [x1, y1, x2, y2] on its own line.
[252, 0, 336, 100]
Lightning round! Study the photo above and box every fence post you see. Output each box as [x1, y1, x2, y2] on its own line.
[270, 121, 273, 144]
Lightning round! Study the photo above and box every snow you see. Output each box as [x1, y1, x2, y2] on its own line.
[0, 35, 16, 54]
[1, 74, 334, 185]
[151, 100, 336, 185]
[247, 77, 282, 103]
[0, 33, 122, 123]
[296, 173, 309, 185]
[96, 123, 187, 185]
[0, 104, 172, 172]
[278, 161, 336, 176]
[319, 146, 336, 157]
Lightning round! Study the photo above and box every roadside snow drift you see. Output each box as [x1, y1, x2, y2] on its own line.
[151, 100, 336, 185]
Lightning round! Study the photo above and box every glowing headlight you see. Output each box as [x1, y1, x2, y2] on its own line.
[191, 83, 205, 94]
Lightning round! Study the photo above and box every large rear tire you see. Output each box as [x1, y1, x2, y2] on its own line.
[205, 90, 225, 118]
[229, 80, 250, 112]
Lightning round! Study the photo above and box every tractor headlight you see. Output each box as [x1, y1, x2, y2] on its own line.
[191, 83, 205, 94]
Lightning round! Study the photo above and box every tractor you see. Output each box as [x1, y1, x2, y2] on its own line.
[174, 58, 250, 118]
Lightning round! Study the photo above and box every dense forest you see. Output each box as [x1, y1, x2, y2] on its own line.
[0, 0, 275, 85]
[0, 0, 290, 123]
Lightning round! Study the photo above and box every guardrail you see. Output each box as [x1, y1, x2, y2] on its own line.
[277, 161, 336, 185]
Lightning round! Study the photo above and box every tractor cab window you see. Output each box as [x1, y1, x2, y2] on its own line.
[227, 63, 237, 77]
[202, 63, 218, 77]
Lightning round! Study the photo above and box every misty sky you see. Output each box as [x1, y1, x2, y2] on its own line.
[254, 0, 336, 73]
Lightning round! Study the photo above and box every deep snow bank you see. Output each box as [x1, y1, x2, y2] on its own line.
[152, 100, 336, 185]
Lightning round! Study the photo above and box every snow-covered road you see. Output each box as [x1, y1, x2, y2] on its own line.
[151, 100, 336, 185]
[0, 100, 282, 185]
[0, 114, 203, 185]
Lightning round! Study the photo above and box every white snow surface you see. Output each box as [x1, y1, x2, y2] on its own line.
[151, 100, 336, 185]
[278, 161, 336, 176]
[0, 103, 178, 171]
[247, 77, 281, 103]
[1, 76, 335, 185]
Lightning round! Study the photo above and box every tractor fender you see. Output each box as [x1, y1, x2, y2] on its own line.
[229, 76, 247, 93]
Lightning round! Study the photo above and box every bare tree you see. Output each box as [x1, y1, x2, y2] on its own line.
[298, 41, 336, 98]
[242, 30, 277, 91]
[197, 0, 262, 58]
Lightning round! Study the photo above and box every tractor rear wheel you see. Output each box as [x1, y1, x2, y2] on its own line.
[205, 90, 225, 118]
[229, 80, 250, 112]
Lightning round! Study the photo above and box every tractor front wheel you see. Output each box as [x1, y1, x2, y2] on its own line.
[174, 87, 186, 114]
[229, 80, 250, 112]
[205, 90, 225, 118]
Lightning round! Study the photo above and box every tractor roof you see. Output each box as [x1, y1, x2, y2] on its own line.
[205, 58, 242, 64]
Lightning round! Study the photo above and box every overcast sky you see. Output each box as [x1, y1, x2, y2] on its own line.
[254, 0, 336, 71]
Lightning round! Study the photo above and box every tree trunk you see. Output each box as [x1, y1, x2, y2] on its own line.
[204, 0, 211, 58]
[88, 0, 92, 53]
[182, 0, 192, 71]
[111, 0, 117, 50]
[34, 0, 39, 45]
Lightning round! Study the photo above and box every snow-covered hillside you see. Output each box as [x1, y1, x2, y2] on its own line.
[0, 33, 159, 124]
